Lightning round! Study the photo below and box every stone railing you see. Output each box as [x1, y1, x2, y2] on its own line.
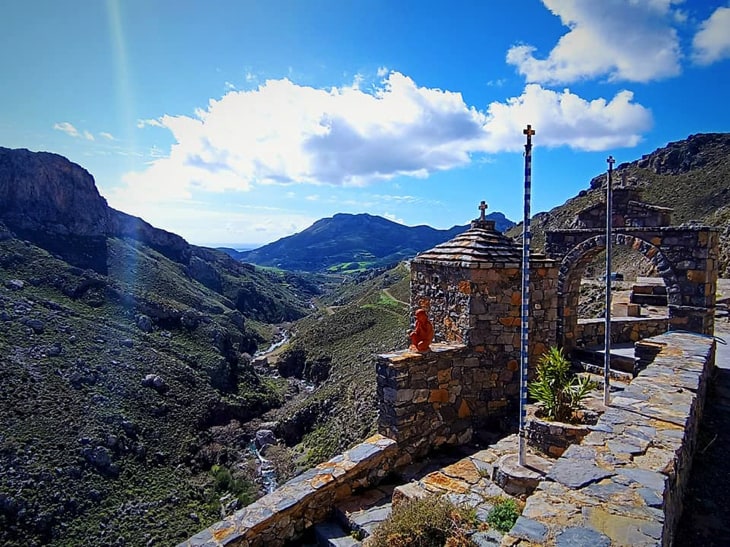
[179, 434, 398, 547]
[376, 343, 517, 464]
[576, 316, 668, 348]
[504, 331, 716, 547]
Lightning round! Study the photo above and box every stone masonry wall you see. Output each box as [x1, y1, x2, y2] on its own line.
[410, 260, 559, 372]
[547, 226, 719, 349]
[504, 331, 716, 547]
[376, 344, 510, 464]
[179, 435, 398, 547]
[576, 317, 668, 348]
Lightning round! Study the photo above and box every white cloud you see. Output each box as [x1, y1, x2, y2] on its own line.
[383, 213, 405, 224]
[482, 84, 652, 152]
[692, 6, 730, 65]
[53, 122, 80, 137]
[99, 132, 115, 140]
[83, 130, 95, 141]
[137, 118, 164, 128]
[119, 72, 651, 206]
[507, 0, 682, 84]
[101, 196, 316, 246]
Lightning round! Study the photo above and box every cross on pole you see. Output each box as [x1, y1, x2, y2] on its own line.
[523, 124, 535, 147]
[518, 124, 535, 467]
[478, 200, 488, 221]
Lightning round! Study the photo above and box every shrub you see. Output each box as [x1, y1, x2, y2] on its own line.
[369, 495, 477, 547]
[486, 498, 520, 532]
[528, 346, 597, 422]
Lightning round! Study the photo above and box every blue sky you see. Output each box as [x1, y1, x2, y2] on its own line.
[1, 1, 729, 247]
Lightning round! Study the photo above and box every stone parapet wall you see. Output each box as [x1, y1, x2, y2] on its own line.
[576, 317, 668, 348]
[504, 331, 715, 547]
[376, 343, 518, 463]
[179, 435, 398, 547]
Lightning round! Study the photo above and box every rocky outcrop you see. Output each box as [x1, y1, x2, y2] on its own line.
[0, 147, 190, 264]
[589, 133, 730, 189]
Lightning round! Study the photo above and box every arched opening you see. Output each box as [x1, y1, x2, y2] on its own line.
[557, 234, 679, 355]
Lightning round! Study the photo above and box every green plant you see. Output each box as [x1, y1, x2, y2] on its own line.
[369, 495, 478, 547]
[486, 498, 520, 532]
[528, 346, 597, 422]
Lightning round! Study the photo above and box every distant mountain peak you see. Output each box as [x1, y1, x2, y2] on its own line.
[237, 211, 515, 272]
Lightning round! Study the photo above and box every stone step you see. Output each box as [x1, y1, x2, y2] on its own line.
[333, 483, 394, 540]
[313, 520, 361, 547]
[572, 346, 638, 373]
[575, 362, 634, 383]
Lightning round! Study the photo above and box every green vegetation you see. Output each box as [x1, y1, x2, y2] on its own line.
[208, 464, 257, 508]
[486, 498, 521, 533]
[369, 496, 479, 547]
[528, 347, 597, 422]
[0, 228, 317, 546]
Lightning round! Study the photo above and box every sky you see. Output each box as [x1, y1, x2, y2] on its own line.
[1, 1, 729, 248]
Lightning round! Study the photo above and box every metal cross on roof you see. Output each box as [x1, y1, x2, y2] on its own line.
[478, 200, 488, 221]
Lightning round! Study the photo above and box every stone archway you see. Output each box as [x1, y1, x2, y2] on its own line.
[546, 225, 718, 350]
[555, 233, 679, 351]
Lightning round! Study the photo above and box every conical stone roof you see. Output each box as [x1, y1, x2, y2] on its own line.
[413, 219, 523, 268]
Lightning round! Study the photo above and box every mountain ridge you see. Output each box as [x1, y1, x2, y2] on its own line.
[234, 211, 515, 271]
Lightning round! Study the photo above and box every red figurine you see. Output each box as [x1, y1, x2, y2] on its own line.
[409, 308, 434, 352]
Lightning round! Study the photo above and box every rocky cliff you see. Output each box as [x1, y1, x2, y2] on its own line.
[0, 147, 190, 266]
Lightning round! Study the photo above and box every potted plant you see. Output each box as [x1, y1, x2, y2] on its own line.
[525, 347, 598, 456]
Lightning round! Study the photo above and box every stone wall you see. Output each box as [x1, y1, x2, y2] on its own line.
[178, 435, 398, 547]
[504, 331, 716, 547]
[376, 343, 515, 463]
[410, 259, 559, 371]
[575, 316, 668, 348]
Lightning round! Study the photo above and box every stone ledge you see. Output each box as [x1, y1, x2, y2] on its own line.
[178, 434, 398, 547]
[503, 331, 715, 547]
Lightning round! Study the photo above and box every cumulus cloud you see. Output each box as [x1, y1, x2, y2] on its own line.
[53, 122, 80, 137]
[482, 84, 652, 152]
[507, 0, 683, 84]
[692, 6, 730, 65]
[120, 72, 651, 202]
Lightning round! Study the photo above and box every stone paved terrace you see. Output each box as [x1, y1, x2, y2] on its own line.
[502, 331, 715, 547]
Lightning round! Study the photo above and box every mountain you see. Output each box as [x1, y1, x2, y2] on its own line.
[235, 211, 516, 272]
[0, 148, 321, 545]
[507, 132, 730, 277]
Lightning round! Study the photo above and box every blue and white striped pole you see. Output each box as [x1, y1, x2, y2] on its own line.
[519, 124, 535, 467]
[604, 156, 615, 406]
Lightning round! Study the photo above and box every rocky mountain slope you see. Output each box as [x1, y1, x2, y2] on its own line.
[508, 132, 730, 277]
[235, 211, 515, 272]
[0, 148, 321, 545]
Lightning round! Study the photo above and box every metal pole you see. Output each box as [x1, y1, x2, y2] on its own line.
[519, 124, 535, 466]
[603, 156, 615, 406]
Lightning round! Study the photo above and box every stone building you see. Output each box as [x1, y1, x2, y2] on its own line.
[376, 208, 559, 463]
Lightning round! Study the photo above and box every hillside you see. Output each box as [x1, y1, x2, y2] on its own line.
[0, 148, 320, 545]
[507, 133, 730, 277]
[243, 264, 411, 469]
[235, 211, 515, 272]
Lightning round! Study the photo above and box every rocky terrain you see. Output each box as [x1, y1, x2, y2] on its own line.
[0, 148, 323, 545]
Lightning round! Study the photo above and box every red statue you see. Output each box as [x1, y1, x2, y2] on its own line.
[409, 308, 434, 352]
